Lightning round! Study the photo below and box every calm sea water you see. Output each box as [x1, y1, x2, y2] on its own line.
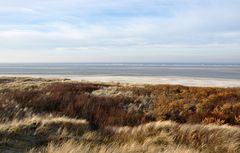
[0, 63, 240, 79]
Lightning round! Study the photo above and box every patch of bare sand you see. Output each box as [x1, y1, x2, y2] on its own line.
[1, 75, 240, 87]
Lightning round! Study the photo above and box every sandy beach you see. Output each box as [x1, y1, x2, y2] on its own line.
[1, 75, 240, 87]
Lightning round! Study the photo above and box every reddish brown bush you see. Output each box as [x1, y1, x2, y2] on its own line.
[64, 94, 150, 128]
[1, 82, 240, 127]
[1, 82, 151, 128]
[150, 85, 240, 125]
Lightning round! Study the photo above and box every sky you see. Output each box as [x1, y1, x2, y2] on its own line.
[0, 0, 239, 63]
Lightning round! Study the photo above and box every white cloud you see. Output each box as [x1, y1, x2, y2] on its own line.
[0, 0, 239, 62]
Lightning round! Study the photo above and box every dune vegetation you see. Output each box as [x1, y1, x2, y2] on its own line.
[0, 77, 239, 153]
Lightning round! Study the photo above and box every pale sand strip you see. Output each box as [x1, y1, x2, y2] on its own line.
[1, 75, 240, 87]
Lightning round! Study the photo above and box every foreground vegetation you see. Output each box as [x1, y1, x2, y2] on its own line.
[0, 77, 239, 153]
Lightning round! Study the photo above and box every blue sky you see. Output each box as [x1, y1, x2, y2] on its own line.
[0, 0, 239, 62]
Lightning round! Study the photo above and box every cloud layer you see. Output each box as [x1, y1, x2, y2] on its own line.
[0, 0, 239, 62]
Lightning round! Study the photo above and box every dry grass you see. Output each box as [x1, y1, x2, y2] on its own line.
[27, 119, 240, 153]
[29, 140, 200, 153]
[111, 121, 240, 153]
[0, 116, 89, 153]
[0, 116, 239, 153]
[172, 124, 240, 152]
[0, 77, 240, 153]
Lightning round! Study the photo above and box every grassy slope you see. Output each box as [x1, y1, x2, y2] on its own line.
[0, 77, 239, 153]
[1, 116, 239, 153]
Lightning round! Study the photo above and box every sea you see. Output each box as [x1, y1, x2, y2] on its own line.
[0, 63, 240, 80]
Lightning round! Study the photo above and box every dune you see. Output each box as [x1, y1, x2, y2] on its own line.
[0, 76, 239, 153]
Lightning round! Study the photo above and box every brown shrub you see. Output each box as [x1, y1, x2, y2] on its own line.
[150, 85, 240, 125]
[64, 94, 150, 128]
[0, 82, 151, 128]
[1, 80, 240, 127]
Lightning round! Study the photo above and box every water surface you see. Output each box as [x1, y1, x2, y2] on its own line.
[0, 63, 239, 80]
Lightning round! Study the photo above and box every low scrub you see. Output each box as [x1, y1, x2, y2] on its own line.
[150, 85, 240, 125]
[1, 82, 152, 128]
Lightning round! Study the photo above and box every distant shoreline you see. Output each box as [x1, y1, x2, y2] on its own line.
[1, 75, 240, 87]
